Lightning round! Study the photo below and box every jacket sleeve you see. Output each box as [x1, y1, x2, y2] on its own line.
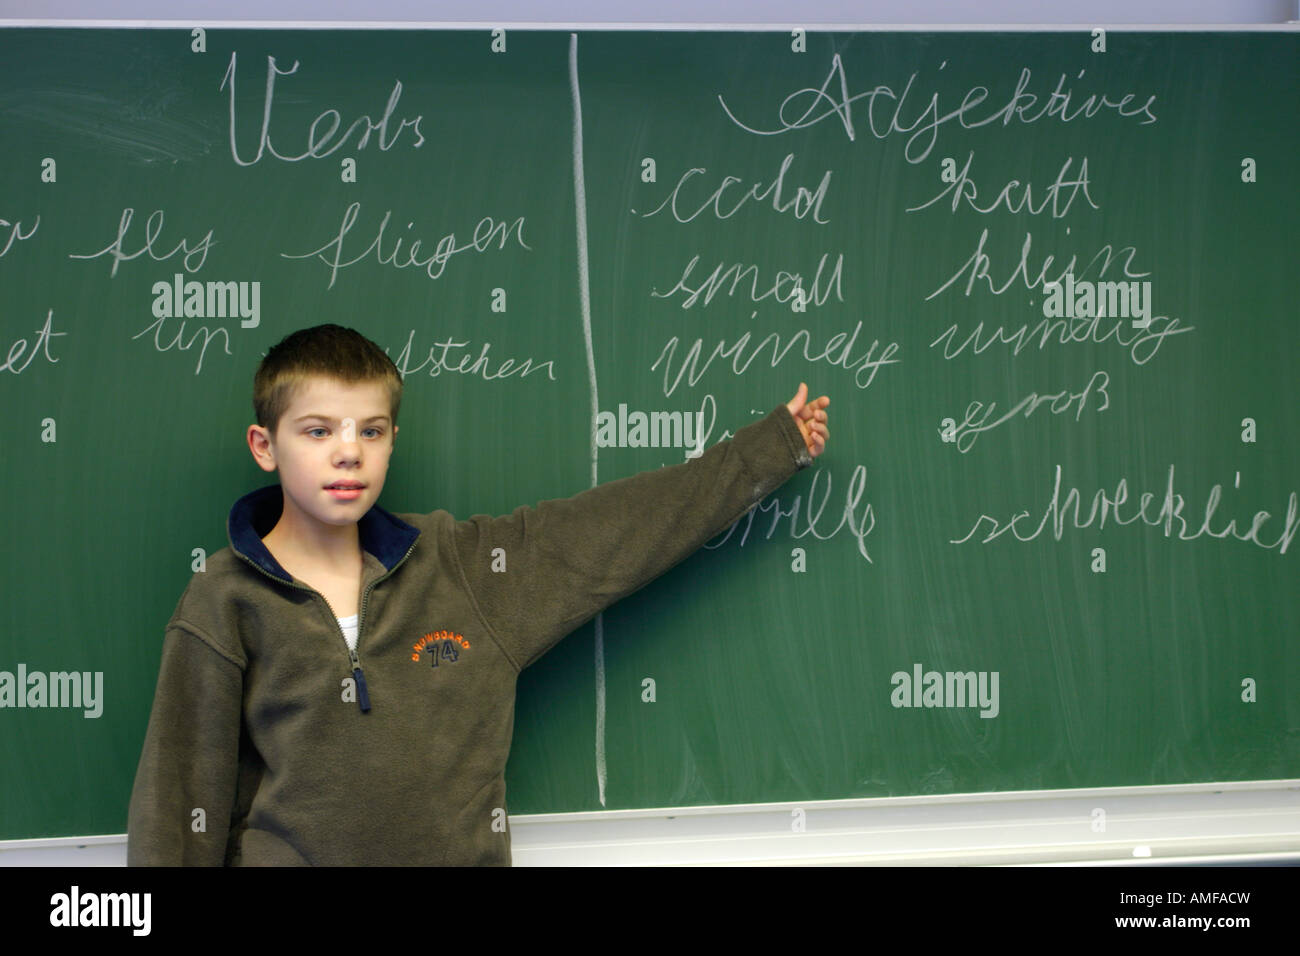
[127, 621, 245, 866]
[452, 404, 812, 670]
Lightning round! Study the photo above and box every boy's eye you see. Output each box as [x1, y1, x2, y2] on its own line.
[306, 427, 383, 438]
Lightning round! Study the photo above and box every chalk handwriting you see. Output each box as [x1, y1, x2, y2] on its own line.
[718, 54, 1157, 163]
[1, 310, 66, 375]
[0, 216, 39, 257]
[651, 317, 899, 396]
[639, 153, 832, 224]
[281, 202, 529, 289]
[705, 463, 875, 563]
[69, 209, 213, 278]
[389, 328, 556, 382]
[927, 228, 1149, 301]
[220, 51, 425, 166]
[907, 153, 1099, 218]
[132, 315, 231, 375]
[944, 370, 1110, 453]
[651, 252, 843, 309]
[952, 464, 1298, 555]
[676, 391, 719, 459]
[929, 312, 1191, 367]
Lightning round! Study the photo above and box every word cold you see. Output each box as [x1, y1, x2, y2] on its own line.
[152, 274, 261, 328]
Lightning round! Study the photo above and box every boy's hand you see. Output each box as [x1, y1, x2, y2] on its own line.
[786, 383, 830, 459]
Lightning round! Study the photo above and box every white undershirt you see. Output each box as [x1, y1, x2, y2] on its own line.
[337, 614, 359, 652]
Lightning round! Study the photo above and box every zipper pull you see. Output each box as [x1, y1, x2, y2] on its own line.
[349, 648, 371, 713]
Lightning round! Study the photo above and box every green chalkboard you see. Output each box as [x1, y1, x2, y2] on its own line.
[1, 27, 1296, 842]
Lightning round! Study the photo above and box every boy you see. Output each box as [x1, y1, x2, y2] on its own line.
[127, 324, 830, 865]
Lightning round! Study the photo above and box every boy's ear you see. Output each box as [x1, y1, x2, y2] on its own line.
[247, 424, 278, 474]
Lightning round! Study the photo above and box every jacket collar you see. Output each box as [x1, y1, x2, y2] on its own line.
[228, 484, 420, 583]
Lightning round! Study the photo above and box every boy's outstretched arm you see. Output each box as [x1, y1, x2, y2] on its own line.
[451, 386, 830, 670]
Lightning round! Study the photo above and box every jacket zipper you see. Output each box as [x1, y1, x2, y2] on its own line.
[236, 539, 419, 714]
[347, 646, 371, 712]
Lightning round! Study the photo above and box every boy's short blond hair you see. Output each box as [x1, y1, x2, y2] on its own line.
[253, 324, 403, 440]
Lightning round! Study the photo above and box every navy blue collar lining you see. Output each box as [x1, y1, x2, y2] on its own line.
[227, 484, 420, 582]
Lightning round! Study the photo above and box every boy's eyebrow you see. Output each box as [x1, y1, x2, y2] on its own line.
[292, 414, 391, 424]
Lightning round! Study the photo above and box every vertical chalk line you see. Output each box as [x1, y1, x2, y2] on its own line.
[569, 32, 607, 807]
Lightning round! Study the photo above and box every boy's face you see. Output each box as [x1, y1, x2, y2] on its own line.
[248, 376, 398, 534]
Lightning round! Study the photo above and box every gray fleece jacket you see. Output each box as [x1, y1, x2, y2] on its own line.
[127, 405, 811, 865]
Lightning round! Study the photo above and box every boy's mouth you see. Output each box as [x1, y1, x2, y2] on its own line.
[325, 481, 366, 501]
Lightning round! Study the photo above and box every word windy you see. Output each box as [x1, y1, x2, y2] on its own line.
[652, 318, 900, 396]
[596, 404, 705, 451]
[891, 664, 1000, 718]
[152, 274, 260, 328]
[0, 664, 103, 718]
[49, 886, 150, 936]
